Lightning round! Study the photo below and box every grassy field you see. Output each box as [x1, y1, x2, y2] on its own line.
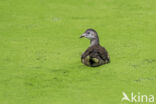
[0, 0, 156, 104]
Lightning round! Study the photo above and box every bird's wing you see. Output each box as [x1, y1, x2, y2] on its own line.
[97, 46, 110, 61]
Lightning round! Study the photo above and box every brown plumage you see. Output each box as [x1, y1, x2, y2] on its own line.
[80, 29, 110, 67]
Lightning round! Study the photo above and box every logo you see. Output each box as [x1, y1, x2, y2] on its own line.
[121, 92, 154, 103]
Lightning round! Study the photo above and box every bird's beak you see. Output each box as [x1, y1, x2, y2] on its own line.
[80, 33, 86, 38]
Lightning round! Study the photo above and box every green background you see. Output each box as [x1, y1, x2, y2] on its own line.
[0, 0, 156, 104]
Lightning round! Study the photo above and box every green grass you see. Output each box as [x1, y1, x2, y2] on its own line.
[0, 0, 156, 104]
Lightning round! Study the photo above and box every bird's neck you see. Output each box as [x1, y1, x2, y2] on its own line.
[90, 38, 99, 47]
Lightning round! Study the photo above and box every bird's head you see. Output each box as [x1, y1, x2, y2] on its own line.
[80, 29, 98, 40]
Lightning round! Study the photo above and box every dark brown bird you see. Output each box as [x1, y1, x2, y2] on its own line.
[80, 29, 110, 67]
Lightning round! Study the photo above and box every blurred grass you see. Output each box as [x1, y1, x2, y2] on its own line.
[0, 0, 156, 104]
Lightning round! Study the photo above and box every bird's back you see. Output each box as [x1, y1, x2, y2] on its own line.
[81, 45, 110, 67]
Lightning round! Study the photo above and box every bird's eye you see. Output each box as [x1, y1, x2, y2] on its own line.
[87, 32, 90, 34]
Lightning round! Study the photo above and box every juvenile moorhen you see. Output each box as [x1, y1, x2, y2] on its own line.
[80, 29, 110, 67]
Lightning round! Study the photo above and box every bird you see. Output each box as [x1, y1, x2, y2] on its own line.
[80, 29, 110, 67]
